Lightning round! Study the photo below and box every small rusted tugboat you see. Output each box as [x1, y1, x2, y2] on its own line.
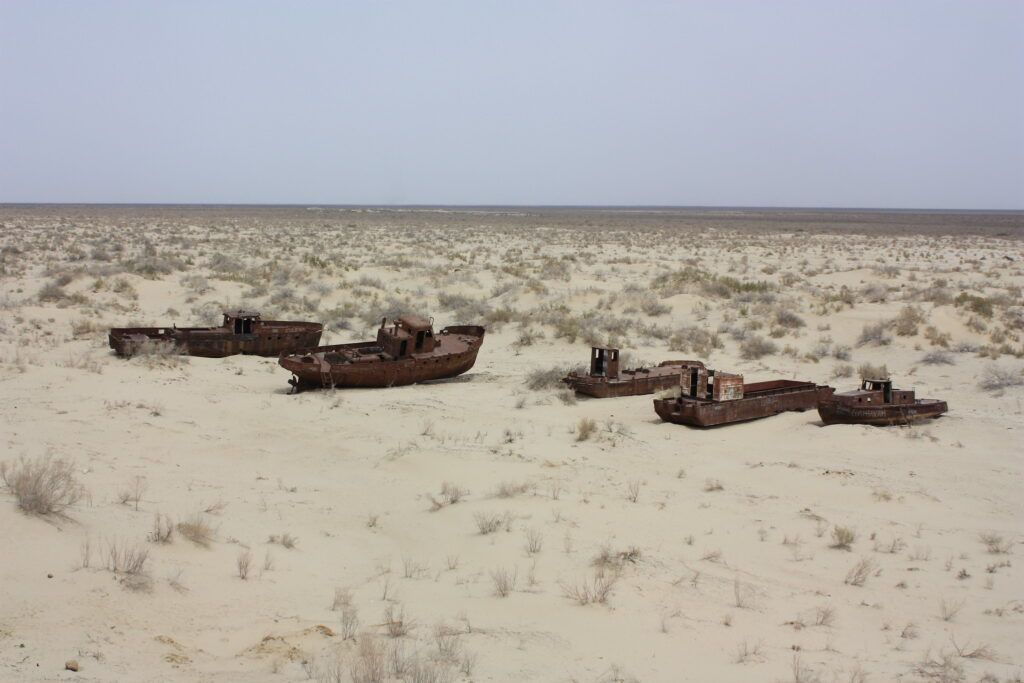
[817, 377, 947, 425]
[280, 315, 485, 391]
[109, 311, 323, 358]
[653, 367, 834, 427]
[562, 347, 705, 398]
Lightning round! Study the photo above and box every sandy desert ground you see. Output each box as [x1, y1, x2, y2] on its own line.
[0, 205, 1022, 682]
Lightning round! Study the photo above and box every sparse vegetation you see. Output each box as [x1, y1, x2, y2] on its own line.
[0, 455, 84, 516]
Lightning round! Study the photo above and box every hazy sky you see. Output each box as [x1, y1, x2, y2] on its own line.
[1, 1, 1021, 209]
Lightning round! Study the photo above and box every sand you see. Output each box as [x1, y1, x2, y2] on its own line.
[0, 206, 1022, 682]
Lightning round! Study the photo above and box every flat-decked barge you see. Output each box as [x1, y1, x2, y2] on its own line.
[653, 368, 834, 427]
[109, 311, 322, 358]
[562, 347, 705, 398]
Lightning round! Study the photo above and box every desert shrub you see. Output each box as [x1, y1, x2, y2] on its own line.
[149, 513, 175, 543]
[955, 292, 994, 318]
[126, 339, 187, 368]
[490, 566, 517, 597]
[857, 322, 892, 347]
[561, 571, 619, 605]
[1004, 306, 1024, 331]
[70, 318, 103, 339]
[576, 417, 597, 442]
[638, 294, 671, 316]
[739, 335, 777, 360]
[668, 326, 722, 356]
[831, 364, 854, 379]
[921, 350, 954, 365]
[921, 280, 954, 305]
[123, 253, 185, 279]
[857, 363, 888, 379]
[0, 455, 84, 515]
[831, 344, 852, 361]
[831, 526, 856, 550]
[774, 309, 805, 329]
[105, 539, 150, 575]
[525, 364, 577, 391]
[844, 557, 877, 586]
[893, 305, 927, 336]
[268, 533, 298, 549]
[474, 512, 509, 535]
[37, 280, 69, 302]
[923, 325, 952, 347]
[178, 514, 216, 547]
[978, 365, 1022, 391]
[180, 274, 213, 295]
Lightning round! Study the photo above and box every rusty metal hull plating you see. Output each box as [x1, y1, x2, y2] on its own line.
[654, 380, 834, 427]
[109, 313, 322, 358]
[280, 323, 485, 390]
[563, 360, 706, 398]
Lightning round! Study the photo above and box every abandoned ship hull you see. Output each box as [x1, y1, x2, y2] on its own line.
[654, 381, 834, 427]
[109, 323, 323, 358]
[817, 399, 947, 425]
[563, 362, 705, 398]
[280, 324, 485, 390]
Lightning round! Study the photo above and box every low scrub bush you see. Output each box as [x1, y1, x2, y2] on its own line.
[739, 335, 777, 360]
[0, 455, 84, 516]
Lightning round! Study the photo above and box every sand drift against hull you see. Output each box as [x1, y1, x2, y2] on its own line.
[109, 311, 322, 358]
[279, 315, 486, 391]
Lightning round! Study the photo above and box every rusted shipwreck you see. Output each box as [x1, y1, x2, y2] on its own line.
[653, 367, 834, 427]
[109, 311, 323, 358]
[562, 347, 705, 398]
[279, 315, 485, 391]
[818, 377, 947, 425]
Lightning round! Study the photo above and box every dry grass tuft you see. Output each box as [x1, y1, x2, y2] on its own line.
[576, 417, 598, 442]
[490, 566, 518, 597]
[383, 603, 416, 638]
[561, 570, 619, 605]
[178, 514, 216, 548]
[236, 550, 252, 580]
[148, 513, 175, 543]
[268, 533, 298, 549]
[844, 556, 877, 586]
[978, 531, 1012, 554]
[0, 455, 84, 516]
[830, 525, 856, 550]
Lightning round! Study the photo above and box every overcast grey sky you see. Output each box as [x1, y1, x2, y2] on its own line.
[1, 1, 1021, 209]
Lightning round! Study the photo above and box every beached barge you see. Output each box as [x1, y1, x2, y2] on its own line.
[818, 378, 947, 425]
[280, 315, 485, 391]
[562, 347, 705, 398]
[653, 367, 834, 427]
[109, 311, 322, 358]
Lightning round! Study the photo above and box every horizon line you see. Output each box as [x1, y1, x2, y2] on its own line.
[1, 202, 1022, 214]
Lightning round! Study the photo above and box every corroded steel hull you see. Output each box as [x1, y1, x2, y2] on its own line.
[563, 361, 704, 398]
[817, 398, 947, 425]
[280, 325, 485, 390]
[654, 381, 834, 427]
[109, 322, 323, 358]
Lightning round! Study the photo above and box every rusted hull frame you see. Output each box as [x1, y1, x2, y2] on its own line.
[654, 383, 834, 427]
[562, 361, 704, 398]
[281, 325, 485, 390]
[109, 322, 323, 358]
[818, 399, 947, 425]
